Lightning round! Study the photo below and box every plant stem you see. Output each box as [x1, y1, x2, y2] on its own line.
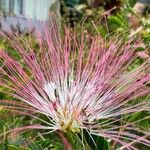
[57, 131, 73, 150]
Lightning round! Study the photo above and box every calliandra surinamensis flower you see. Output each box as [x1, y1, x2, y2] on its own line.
[0, 23, 150, 149]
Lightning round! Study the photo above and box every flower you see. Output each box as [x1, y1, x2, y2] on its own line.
[0, 25, 150, 149]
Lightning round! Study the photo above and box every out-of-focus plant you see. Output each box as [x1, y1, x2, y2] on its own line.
[61, 0, 150, 50]
[0, 20, 150, 150]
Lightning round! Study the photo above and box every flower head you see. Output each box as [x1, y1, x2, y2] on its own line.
[0, 24, 150, 149]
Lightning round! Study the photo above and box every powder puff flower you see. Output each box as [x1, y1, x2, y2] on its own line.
[0, 24, 150, 149]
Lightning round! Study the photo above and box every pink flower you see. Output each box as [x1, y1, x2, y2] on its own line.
[0, 25, 150, 149]
[137, 51, 149, 59]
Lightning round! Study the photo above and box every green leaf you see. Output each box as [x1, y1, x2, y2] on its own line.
[83, 130, 110, 150]
[8, 145, 19, 150]
[8, 145, 31, 150]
